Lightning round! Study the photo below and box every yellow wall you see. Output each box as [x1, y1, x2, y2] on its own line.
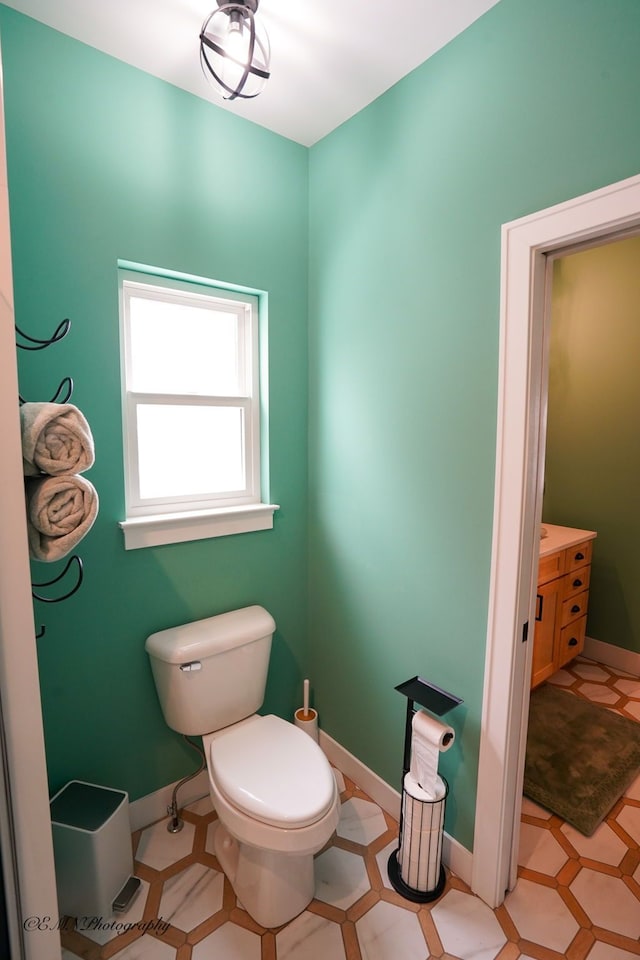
[545, 236, 640, 654]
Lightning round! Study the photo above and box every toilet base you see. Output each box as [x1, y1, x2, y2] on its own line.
[214, 823, 315, 928]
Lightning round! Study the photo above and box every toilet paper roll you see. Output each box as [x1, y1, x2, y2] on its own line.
[409, 710, 454, 796]
[404, 772, 447, 803]
[402, 774, 446, 832]
[399, 772, 447, 893]
[399, 830, 443, 892]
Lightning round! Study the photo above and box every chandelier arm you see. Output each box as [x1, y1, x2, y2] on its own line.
[200, 31, 269, 80]
[200, 41, 268, 100]
[200, 42, 245, 99]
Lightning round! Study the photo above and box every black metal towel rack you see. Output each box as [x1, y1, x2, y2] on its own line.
[16, 317, 83, 638]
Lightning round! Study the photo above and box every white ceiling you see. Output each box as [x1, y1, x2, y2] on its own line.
[1, 0, 501, 146]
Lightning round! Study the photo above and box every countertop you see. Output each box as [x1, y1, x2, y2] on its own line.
[539, 523, 597, 558]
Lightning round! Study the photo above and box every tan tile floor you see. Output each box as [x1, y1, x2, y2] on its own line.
[61, 657, 640, 960]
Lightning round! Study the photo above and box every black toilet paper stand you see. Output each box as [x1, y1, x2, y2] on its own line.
[387, 676, 463, 903]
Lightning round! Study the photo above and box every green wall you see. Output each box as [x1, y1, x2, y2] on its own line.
[2, 0, 640, 855]
[308, 0, 640, 849]
[0, 7, 310, 801]
[544, 238, 640, 656]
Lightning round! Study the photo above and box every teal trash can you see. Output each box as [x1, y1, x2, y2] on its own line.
[50, 780, 133, 918]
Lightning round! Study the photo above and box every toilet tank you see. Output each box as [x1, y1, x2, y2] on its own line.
[145, 605, 276, 736]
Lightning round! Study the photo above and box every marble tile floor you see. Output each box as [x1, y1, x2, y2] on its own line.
[61, 657, 640, 960]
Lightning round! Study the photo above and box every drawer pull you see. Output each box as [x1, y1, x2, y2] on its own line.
[574, 552, 584, 561]
[573, 578, 583, 588]
[535, 594, 543, 621]
[571, 604, 581, 614]
[568, 637, 578, 647]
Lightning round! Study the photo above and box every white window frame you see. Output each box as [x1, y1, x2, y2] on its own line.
[118, 268, 278, 549]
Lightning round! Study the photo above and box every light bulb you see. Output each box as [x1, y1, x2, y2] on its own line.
[225, 13, 245, 63]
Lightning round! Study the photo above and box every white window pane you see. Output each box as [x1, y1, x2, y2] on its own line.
[136, 404, 245, 500]
[128, 295, 241, 395]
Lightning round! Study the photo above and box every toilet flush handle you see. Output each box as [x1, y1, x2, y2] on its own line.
[179, 661, 202, 672]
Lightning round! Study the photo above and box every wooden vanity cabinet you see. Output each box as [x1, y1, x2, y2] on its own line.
[531, 539, 593, 689]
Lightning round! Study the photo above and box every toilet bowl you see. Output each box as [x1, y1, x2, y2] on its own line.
[145, 606, 340, 929]
[202, 713, 340, 928]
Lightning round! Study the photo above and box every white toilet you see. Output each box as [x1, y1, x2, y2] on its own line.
[145, 605, 340, 928]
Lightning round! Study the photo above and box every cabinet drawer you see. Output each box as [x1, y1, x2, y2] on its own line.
[564, 565, 591, 598]
[557, 615, 587, 668]
[560, 590, 589, 627]
[565, 540, 592, 572]
[538, 549, 565, 585]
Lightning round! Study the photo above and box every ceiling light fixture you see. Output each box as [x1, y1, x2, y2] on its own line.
[199, 1, 271, 101]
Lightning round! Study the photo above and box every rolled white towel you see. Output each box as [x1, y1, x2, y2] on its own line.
[26, 474, 99, 562]
[21, 402, 95, 477]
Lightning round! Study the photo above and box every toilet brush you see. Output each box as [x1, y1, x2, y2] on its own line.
[294, 678, 319, 742]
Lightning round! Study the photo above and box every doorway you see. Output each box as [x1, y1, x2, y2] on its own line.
[543, 235, 640, 649]
[471, 172, 640, 909]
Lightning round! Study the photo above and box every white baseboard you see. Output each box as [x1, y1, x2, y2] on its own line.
[130, 732, 473, 888]
[129, 769, 209, 831]
[584, 636, 640, 677]
[319, 730, 473, 888]
[319, 730, 402, 819]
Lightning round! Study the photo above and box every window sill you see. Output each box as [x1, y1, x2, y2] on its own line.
[119, 503, 280, 550]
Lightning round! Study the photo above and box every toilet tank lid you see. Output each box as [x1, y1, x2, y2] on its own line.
[145, 605, 275, 664]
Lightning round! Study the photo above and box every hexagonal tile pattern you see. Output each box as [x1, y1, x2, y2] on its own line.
[336, 796, 388, 845]
[135, 818, 195, 870]
[431, 888, 507, 959]
[276, 911, 345, 960]
[547, 668, 574, 686]
[571, 867, 640, 939]
[185, 795, 214, 816]
[105, 935, 176, 959]
[614, 677, 640, 697]
[375, 839, 398, 890]
[587, 944, 640, 960]
[158, 862, 224, 931]
[192, 922, 261, 960]
[561, 819, 628, 865]
[572, 661, 610, 681]
[504, 878, 579, 952]
[518, 822, 567, 875]
[617, 803, 640, 844]
[314, 846, 370, 909]
[60, 665, 639, 960]
[626, 771, 640, 800]
[356, 900, 427, 960]
[576, 681, 621, 704]
[625, 699, 640, 720]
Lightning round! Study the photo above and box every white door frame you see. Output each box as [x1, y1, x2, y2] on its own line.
[1, 43, 61, 959]
[471, 172, 640, 908]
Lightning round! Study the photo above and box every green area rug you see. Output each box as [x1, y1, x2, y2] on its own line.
[524, 683, 640, 836]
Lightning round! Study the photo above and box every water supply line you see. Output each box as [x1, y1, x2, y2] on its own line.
[167, 735, 206, 833]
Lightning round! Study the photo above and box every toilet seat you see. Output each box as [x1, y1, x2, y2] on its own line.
[209, 714, 336, 828]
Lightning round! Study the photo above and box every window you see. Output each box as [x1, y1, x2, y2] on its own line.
[118, 267, 277, 549]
